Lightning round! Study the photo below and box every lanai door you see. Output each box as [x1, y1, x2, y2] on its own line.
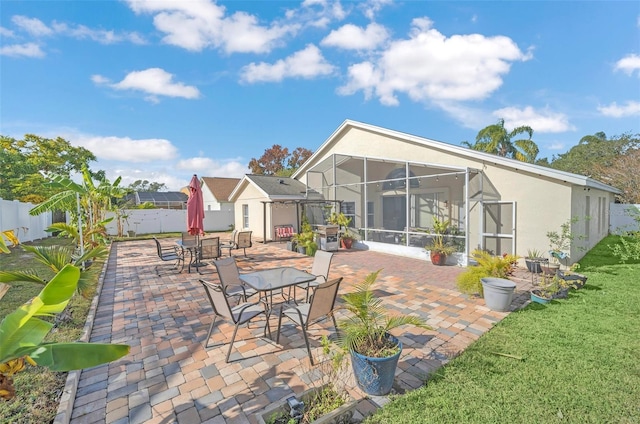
[481, 201, 516, 255]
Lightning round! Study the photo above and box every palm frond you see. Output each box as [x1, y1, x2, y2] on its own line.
[0, 270, 46, 285]
[21, 245, 73, 273]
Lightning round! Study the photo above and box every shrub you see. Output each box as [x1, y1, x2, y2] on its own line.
[457, 250, 519, 296]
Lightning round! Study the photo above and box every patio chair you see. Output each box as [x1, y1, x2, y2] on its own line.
[211, 256, 258, 303]
[222, 230, 252, 258]
[200, 280, 269, 362]
[293, 250, 334, 303]
[197, 236, 221, 274]
[181, 232, 198, 247]
[276, 277, 343, 365]
[153, 237, 184, 275]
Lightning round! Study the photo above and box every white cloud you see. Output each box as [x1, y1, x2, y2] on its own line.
[12, 15, 53, 37]
[50, 22, 146, 45]
[106, 168, 189, 192]
[240, 44, 335, 83]
[494, 106, 575, 133]
[125, 0, 297, 53]
[338, 17, 531, 106]
[74, 135, 179, 162]
[597, 101, 640, 117]
[321, 23, 389, 50]
[359, 0, 392, 20]
[176, 157, 248, 177]
[548, 142, 566, 151]
[0, 42, 45, 58]
[96, 68, 201, 101]
[614, 54, 640, 76]
[0, 26, 15, 37]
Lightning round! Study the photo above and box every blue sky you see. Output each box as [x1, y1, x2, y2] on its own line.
[1, 0, 639, 191]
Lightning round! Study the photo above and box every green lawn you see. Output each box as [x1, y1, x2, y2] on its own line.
[0, 237, 100, 423]
[366, 235, 640, 424]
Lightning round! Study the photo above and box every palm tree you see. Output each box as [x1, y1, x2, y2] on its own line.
[462, 119, 539, 163]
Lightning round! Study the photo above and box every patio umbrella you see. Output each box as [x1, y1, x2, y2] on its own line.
[186, 174, 205, 236]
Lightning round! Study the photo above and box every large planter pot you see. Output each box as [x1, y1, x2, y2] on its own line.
[429, 251, 447, 266]
[481, 277, 517, 312]
[557, 270, 588, 289]
[340, 238, 353, 249]
[256, 383, 357, 424]
[540, 262, 560, 276]
[350, 335, 401, 396]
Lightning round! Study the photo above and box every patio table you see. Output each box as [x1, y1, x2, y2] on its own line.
[239, 267, 316, 331]
[175, 239, 200, 273]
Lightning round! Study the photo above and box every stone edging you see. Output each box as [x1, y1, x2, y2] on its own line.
[53, 244, 114, 424]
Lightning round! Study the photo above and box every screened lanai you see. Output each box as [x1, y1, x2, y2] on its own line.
[302, 153, 491, 264]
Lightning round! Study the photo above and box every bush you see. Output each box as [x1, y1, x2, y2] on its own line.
[609, 234, 640, 263]
[456, 250, 518, 296]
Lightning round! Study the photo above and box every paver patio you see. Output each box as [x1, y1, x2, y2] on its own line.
[61, 234, 533, 423]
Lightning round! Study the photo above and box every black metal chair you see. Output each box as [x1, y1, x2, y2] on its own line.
[153, 237, 184, 275]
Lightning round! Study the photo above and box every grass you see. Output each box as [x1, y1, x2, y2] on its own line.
[365, 235, 640, 424]
[0, 237, 101, 423]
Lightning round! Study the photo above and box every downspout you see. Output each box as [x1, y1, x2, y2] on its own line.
[262, 201, 267, 243]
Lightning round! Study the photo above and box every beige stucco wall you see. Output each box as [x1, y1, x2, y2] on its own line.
[298, 126, 600, 263]
[234, 183, 266, 237]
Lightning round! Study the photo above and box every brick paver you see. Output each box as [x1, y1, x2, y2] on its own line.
[67, 234, 533, 423]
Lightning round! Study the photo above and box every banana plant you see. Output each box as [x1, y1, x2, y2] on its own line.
[0, 264, 129, 400]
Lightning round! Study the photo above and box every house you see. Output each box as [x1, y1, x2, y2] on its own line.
[233, 120, 620, 265]
[200, 177, 241, 212]
[126, 191, 188, 209]
[228, 175, 313, 241]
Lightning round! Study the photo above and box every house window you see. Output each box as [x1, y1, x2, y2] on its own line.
[585, 196, 590, 240]
[367, 201, 374, 228]
[242, 204, 249, 229]
[341, 202, 356, 227]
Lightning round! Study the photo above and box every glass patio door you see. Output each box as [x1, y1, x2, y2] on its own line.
[480, 201, 516, 255]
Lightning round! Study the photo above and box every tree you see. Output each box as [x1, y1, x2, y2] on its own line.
[0, 135, 96, 203]
[462, 119, 539, 163]
[593, 148, 640, 203]
[127, 180, 167, 192]
[248, 145, 312, 176]
[549, 132, 638, 177]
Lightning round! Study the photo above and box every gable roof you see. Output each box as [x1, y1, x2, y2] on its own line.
[201, 177, 241, 202]
[229, 175, 308, 201]
[293, 119, 621, 194]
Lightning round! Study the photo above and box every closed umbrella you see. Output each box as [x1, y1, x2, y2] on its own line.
[187, 174, 205, 236]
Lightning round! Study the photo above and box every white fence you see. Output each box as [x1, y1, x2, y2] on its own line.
[0, 199, 52, 244]
[104, 209, 235, 236]
[610, 203, 640, 234]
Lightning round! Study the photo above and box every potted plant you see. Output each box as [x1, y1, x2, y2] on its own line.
[524, 248, 546, 273]
[293, 219, 317, 256]
[530, 274, 570, 304]
[556, 263, 588, 289]
[337, 269, 431, 396]
[424, 217, 456, 265]
[544, 217, 585, 274]
[327, 212, 357, 249]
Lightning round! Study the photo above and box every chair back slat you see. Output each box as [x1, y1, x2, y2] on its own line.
[200, 237, 220, 260]
[200, 280, 234, 321]
[153, 237, 163, 256]
[213, 257, 243, 288]
[307, 277, 342, 323]
[310, 250, 333, 281]
[182, 232, 198, 247]
[237, 231, 252, 249]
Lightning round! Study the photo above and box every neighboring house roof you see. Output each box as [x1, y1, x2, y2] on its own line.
[293, 119, 621, 194]
[229, 175, 308, 202]
[201, 177, 241, 202]
[134, 191, 188, 204]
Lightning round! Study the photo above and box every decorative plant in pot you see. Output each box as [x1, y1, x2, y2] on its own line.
[337, 269, 431, 396]
[556, 263, 588, 289]
[424, 217, 456, 266]
[544, 217, 585, 275]
[524, 248, 546, 274]
[456, 249, 519, 299]
[530, 274, 570, 304]
[293, 219, 317, 256]
[327, 212, 357, 249]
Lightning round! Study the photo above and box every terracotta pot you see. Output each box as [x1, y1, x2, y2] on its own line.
[430, 251, 447, 266]
[341, 238, 353, 249]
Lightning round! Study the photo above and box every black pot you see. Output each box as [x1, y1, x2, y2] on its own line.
[525, 258, 545, 273]
[557, 270, 588, 289]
